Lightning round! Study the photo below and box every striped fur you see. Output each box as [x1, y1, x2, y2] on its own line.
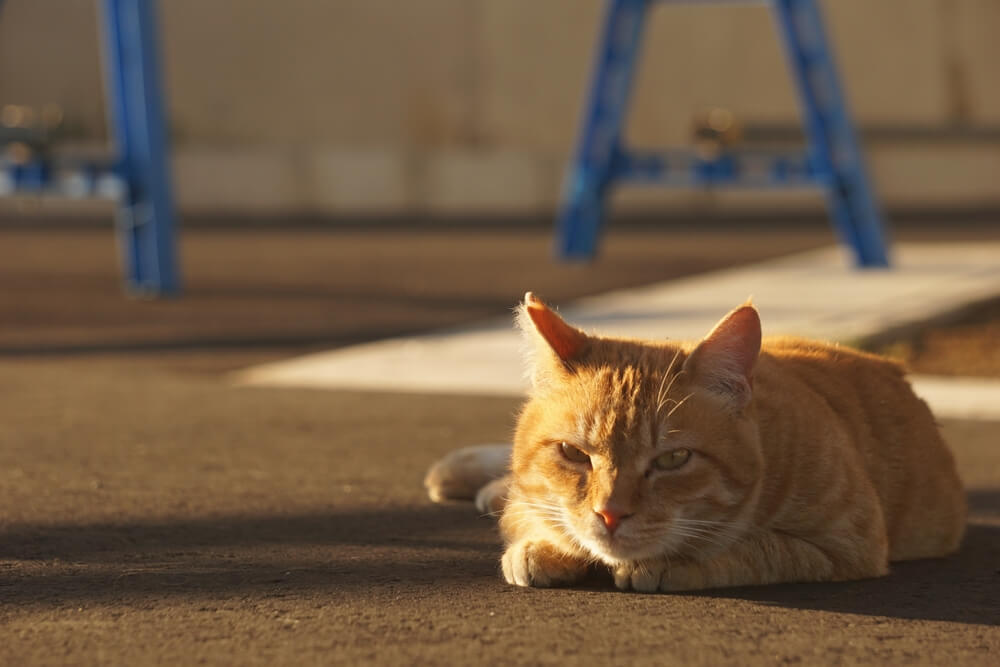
[428, 294, 966, 592]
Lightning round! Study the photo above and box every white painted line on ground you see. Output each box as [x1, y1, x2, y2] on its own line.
[910, 375, 1000, 422]
[233, 242, 1000, 419]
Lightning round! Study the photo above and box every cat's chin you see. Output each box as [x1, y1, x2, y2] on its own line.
[579, 532, 669, 565]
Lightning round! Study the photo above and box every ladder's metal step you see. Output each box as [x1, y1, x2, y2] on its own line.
[0, 159, 124, 199]
[557, 0, 890, 267]
[612, 149, 825, 187]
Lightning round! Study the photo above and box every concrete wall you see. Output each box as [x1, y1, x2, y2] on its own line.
[1, 0, 998, 216]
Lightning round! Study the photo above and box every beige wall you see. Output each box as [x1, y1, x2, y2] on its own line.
[1, 0, 998, 215]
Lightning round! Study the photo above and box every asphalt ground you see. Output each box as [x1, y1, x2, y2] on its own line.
[1, 221, 998, 665]
[872, 296, 1000, 377]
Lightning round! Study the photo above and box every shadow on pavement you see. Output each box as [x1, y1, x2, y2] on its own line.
[3, 501, 998, 626]
[0, 504, 501, 606]
[700, 522, 1000, 627]
[0, 504, 496, 562]
[967, 488, 1000, 517]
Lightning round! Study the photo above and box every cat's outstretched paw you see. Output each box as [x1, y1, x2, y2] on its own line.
[613, 560, 706, 593]
[501, 541, 587, 588]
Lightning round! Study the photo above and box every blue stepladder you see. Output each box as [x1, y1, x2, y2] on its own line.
[100, 0, 180, 295]
[556, 0, 891, 268]
[0, 0, 180, 295]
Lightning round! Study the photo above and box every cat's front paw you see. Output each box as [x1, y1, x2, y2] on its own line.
[613, 560, 664, 593]
[501, 540, 587, 588]
[613, 560, 706, 593]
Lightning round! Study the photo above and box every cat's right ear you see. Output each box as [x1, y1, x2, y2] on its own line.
[517, 292, 588, 388]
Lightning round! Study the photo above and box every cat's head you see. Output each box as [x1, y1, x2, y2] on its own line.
[510, 293, 764, 565]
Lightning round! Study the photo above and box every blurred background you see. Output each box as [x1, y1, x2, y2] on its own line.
[0, 0, 997, 363]
[2, 0, 998, 221]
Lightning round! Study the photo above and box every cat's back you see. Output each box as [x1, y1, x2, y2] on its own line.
[758, 338, 942, 455]
[754, 336, 966, 560]
[760, 336, 911, 414]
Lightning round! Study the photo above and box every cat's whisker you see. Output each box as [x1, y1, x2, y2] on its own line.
[655, 397, 672, 417]
[519, 501, 566, 517]
[669, 524, 720, 535]
[666, 520, 747, 553]
[677, 523, 741, 539]
[506, 503, 563, 520]
[662, 348, 682, 391]
[663, 531, 727, 555]
[669, 518, 739, 538]
[655, 395, 681, 419]
[673, 518, 745, 530]
[503, 515, 561, 535]
[680, 527, 740, 543]
[667, 524, 718, 537]
[655, 348, 681, 419]
[518, 504, 568, 527]
[519, 498, 561, 509]
[666, 392, 694, 418]
[671, 530, 728, 550]
[520, 512, 565, 526]
[655, 349, 685, 420]
[660, 371, 682, 406]
[674, 519, 747, 542]
[655, 365, 672, 412]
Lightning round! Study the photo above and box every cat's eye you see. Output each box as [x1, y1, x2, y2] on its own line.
[653, 448, 692, 471]
[559, 442, 591, 465]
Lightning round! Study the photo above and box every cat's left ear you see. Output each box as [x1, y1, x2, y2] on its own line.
[517, 292, 589, 387]
[682, 303, 761, 410]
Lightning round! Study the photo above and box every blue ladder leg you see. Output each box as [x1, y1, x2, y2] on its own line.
[556, 0, 649, 260]
[772, 0, 889, 267]
[100, 0, 180, 295]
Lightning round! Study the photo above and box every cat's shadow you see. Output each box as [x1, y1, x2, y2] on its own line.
[694, 521, 1000, 626]
[574, 489, 1000, 626]
[729, 489, 1000, 626]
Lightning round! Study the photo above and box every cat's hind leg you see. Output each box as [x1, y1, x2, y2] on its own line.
[424, 444, 511, 504]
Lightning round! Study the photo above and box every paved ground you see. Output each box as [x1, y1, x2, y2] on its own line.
[2, 222, 999, 665]
[872, 295, 1000, 378]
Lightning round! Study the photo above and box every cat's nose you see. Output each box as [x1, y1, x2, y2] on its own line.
[595, 508, 632, 534]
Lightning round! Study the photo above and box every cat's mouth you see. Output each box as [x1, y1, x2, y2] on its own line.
[580, 526, 668, 564]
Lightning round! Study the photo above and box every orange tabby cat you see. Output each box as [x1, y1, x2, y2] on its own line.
[425, 293, 966, 592]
